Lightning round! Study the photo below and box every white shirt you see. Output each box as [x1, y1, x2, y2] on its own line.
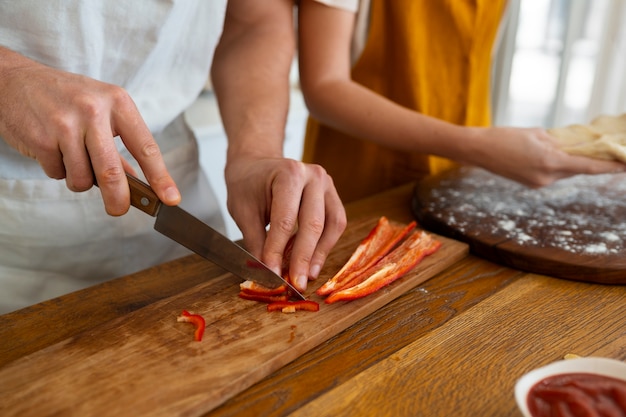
[0, 0, 227, 313]
[311, 0, 369, 64]
[314, 0, 358, 11]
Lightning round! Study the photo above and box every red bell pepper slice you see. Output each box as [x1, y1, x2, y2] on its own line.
[238, 292, 290, 303]
[316, 217, 416, 296]
[324, 231, 441, 304]
[337, 230, 439, 291]
[177, 310, 206, 342]
[267, 300, 320, 313]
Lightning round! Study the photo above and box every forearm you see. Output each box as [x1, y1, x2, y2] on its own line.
[211, 1, 295, 161]
[296, 0, 485, 165]
[210, 2, 345, 290]
[303, 78, 483, 163]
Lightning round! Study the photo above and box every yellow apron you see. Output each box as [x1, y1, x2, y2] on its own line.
[302, 0, 507, 203]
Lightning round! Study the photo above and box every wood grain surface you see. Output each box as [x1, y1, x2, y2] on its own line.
[0, 256, 226, 367]
[3, 182, 624, 417]
[208, 255, 525, 417]
[412, 167, 626, 284]
[0, 216, 468, 417]
[286, 275, 626, 417]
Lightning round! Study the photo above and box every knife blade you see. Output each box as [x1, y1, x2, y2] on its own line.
[126, 173, 305, 300]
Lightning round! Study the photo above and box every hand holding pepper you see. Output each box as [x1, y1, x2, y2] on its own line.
[211, 1, 347, 294]
[224, 155, 347, 293]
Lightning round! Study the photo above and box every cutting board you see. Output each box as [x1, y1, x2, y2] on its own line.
[412, 166, 626, 284]
[0, 216, 467, 417]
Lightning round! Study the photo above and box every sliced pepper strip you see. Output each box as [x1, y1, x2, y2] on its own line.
[316, 217, 416, 296]
[238, 292, 289, 303]
[336, 230, 436, 291]
[239, 280, 288, 296]
[325, 231, 441, 304]
[177, 310, 206, 342]
[267, 300, 320, 313]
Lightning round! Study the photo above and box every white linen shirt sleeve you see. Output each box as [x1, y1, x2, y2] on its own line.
[312, 0, 359, 13]
[308, 0, 369, 64]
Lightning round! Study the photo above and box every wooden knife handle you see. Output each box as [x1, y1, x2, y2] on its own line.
[126, 174, 161, 217]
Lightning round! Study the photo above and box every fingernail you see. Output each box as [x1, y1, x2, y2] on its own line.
[309, 264, 321, 279]
[295, 275, 308, 291]
[164, 186, 181, 204]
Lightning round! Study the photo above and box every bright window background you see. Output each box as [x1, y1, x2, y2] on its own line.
[493, 0, 626, 128]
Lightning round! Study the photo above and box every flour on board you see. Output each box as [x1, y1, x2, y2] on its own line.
[424, 168, 626, 255]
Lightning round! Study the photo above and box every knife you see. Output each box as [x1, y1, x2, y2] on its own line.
[125, 173, 306, 300]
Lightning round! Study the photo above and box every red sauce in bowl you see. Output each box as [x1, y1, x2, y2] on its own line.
[527, 372, 626, 417]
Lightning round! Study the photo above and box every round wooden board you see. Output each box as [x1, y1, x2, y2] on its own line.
[411, 166, 626, 284]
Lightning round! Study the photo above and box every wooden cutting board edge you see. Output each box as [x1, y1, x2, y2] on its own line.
[0, 216, 469, 417]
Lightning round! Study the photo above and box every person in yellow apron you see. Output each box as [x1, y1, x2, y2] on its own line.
[299, 0, 625, 203]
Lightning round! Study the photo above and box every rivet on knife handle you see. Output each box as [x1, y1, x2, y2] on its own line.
[127, 174, 161, 217]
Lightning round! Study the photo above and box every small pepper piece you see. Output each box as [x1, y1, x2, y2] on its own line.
[325, 231, 441, 304]
[177, 310, 206, 341]
[267, 300, 320, 313]
[316, 217, 416, 296]
[239, 280, 288, 296]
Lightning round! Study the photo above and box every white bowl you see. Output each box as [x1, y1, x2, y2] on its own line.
[515, 356, 626, 417]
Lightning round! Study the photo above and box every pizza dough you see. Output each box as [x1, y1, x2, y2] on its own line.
[548, 113, 626, 162]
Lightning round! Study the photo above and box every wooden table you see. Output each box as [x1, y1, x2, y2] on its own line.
[1, 182, 625, 417]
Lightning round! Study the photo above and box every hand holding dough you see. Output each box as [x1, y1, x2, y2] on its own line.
[548, 114, 626, 162]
